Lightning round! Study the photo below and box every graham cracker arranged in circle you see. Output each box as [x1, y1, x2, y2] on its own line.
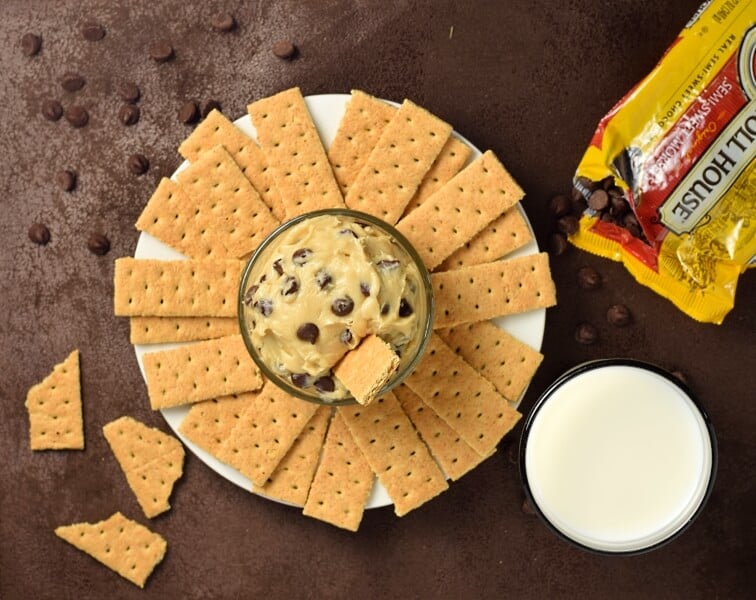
[179, 392, 257, 457]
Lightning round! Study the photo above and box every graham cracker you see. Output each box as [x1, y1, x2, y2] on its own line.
[25, 349, 84, 450]
[345, 99, 452, 224]
[142, 334, 263, 410]
[259, 406, 331, 506]
[339, 392, 449, 517]
[437, 321, 544, 405]
[175, 144, 280, 258]
[431, 253, 557, 330]
[217, 379, 319, 487]
[302, 412, 373, 531]
[333, 334, 400, 406]
[327, 90, 396, 196]
[179, 392, 257, 459]
[130, 316, 238, 344]
[436, 207, 533, 272]
[103, 416, 185, 518]
[403, 333, 521, 456]
[178, 109, 286, 220]
[113, 258, 243, 318]
[394, 384, 490, 481]
[396, 150, 524, 270]
[55, 512, 166, 588]
[247, 87, 344, 218]
[402, 136, 471, 217]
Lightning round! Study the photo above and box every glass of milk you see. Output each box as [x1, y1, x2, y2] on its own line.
[519, 359, 717, 554]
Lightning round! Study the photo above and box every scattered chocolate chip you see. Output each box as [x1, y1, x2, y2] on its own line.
[127, 153, 149, 175]
[574, 322, 598, 345]
[548, 232, 568, 256]
[398, 298, 413, 317]
[340, 329, 353, 345]
[64, 105, 89, 128]
[149, 41, 174, 63]
[313, 376, 335, 393]
[21, 33, 42, 56]
[87, 233, 110, 255]
[281, 276, 299, 296]
[28, 223, 50, 245]
[202, 99, 222, 119]
[42, 100, 63, 121]
[331, 297, 354, 316]
[316, 269, 332, 289]
[118, 81, 141, 103]
[81, 22, 106, 41]
[549, 194, 571, 218]
[609, 194, 629, 217]
[210, 12, 236, 32]
[377, 259, 400, 270]
[243, 285, 259, 306]
[296, 322, 319, 344]
[178, 101, 200, 124]
[56, 169, 77, 192]
[291, 373, 308, 388]
[588, 189, 609, 211]
[292, 248, 312, 265]
[118, 103, 140, 126]
[556, 215, 579, 235]
[359, 282, 370, 297]
[606, 303, 632, 327]
[256, 298, 273, 316]
[521, 498, 536, 516]
[272, 40, 297, 59]
[381, 303, 390, 316]
[339, 228, 358, 238]
[622, 212, 643, 238]
[61, 73, 85, 93]
[576, 266, 601, 290]
[259, 274, 267, 284]
[272, 259, 284, 276]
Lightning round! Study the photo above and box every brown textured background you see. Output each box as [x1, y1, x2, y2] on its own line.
[1, 1, 754, 598]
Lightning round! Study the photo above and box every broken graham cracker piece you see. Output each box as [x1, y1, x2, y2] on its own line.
[25, 349, 84, 450]
[340, 392, 449, 517]
[113, 258, 243, 318]
[436, 207, 533, 272]
[303, 412, 373, 531]
[179, 392, 257, 459]
[142, 334, 263, 410]
[217, 379, 319, 487]
[55, 512, 166, 588]
[431, 252, 557, 330]
[178, 109, 286, 220]
[130, 316, 238, 344]
[327, 89, 396, 196]
[259, 406, 331, 506]
[404, 333, 521, 456]
[396, 150, 524, 270]
[394, 384, 491, 481]
[333, 334, 400, 406]
[437, 321, 544, 405]
[345, 99, 452, 224]
[103, 416, 185, 518]
[247, 87, 344, 218]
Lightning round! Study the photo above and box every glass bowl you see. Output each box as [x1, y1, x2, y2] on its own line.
[238, 208, 435, 405]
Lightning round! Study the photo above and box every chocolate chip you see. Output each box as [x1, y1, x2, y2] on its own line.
[272, 259, 284, 276]
[398, 298, 413, 317]
[377, 259, 400, 270]
[256, 298, 273, 316]
[292, 248, 312, 265]
[42, 100, 63, 121]
[588, 189, 609, 211]
[623, 212, 643, 238]
[576, 266, 601, 290]
[609, 194, 629, 217]
[313, 376, 335, 393]
[173, 102, 197, 126]
[149, 41, 174, 63]
[28, 223, 50, 245]
[243, 285, 259, 306]
[56, 169, 76, 192]
[359, 282, 370, 297]
[600, 212, 618, 225]
[119, 103, 140, 126]
[210, 12, 236, 32]
[606, 304, 632, 327]
[548, 232, 568, 256]
[296, 322, 319, 344]
[61, 73, 85, 93]
[118, 81, 141, 103]
[340, 329, 353, 345]
[127, 153, 149, 175]
[64, 105, 89, 128]
[259, 274, 267, 284]
[21, 33, 42, 56]
[599, 175, 615, 190]
[81, 22, 106, 41]
[339, 228, 358, 238]
[316, 269, 332, 289]
[291, 373, 308, 388]
[281, 276, 299, 296]
[556, 215, 579, 235]
[381, 303, 390, 316]
[202, 100, 222, 119]
[331, 297, 354, 316]
[87, 233, 110, 255]
[272, 40, 297, 59]
[549, 194, 571, 218]
[574, 322, 598, 345]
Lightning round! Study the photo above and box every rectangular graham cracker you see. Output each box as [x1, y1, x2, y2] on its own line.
[103, 416, 185, 519]
[333, 334, 400, 406]
[259, 406, 331, 506]
[436, 207, 533, 272]
[113, 258, 243, 318]
[247, 87, 344, 218]
[217, 380, 319, 487]
[302, 412, 373, 531]
[175, 144, 280, 258]
[396, 150, 525, 270]
[401, 136, 471, 218]
[142, 334, 263, 410]
[178, 109, 286, 220]
[55, 512, 167, 588]
[393, 384, 491, 481]
[431, 253, 557, 330]
[345, 99, 452, 224]
[403, 333, 521, 456]
[437, 322, 544, 405]
[179, 392, 258, 458]
[25, 349, 84, 450]
[339, 392, 448, 517]
[327, 89, 397, 196]
[130, 316, 238, 344]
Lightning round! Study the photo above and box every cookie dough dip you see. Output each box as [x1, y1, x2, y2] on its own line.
[239, 209, 433, 403]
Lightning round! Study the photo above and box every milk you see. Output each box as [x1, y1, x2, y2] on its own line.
[522, 363, 714, 553]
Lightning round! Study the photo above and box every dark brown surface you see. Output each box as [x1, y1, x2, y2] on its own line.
[1, 1, 754, 598]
